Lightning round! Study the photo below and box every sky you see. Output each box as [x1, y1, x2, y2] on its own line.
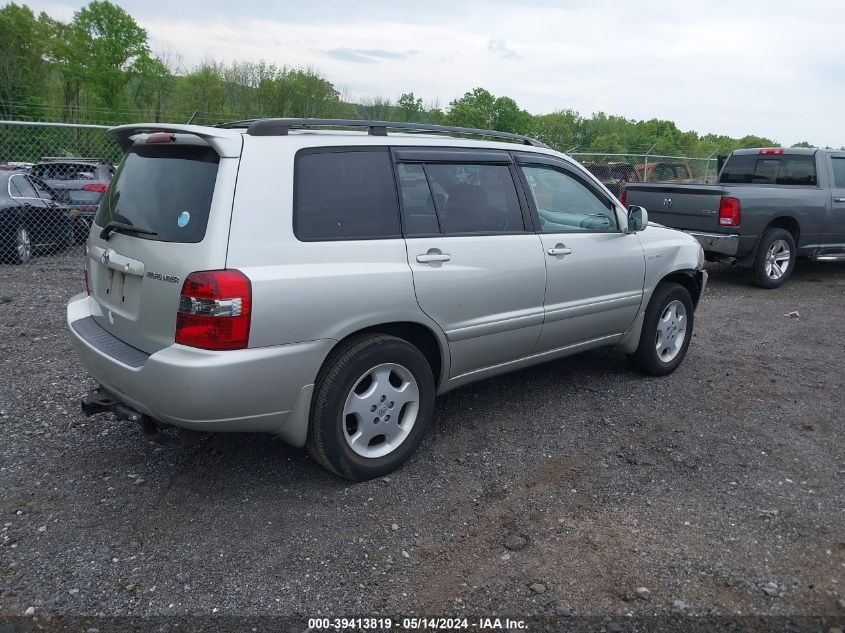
[22, 0, 845, 147]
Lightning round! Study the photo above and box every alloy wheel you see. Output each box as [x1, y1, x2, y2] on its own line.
[655, 299, 687, 363]
[342, 363, 420, 459]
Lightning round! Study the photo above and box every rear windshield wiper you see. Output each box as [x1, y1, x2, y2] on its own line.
[99, 221, 158, 241]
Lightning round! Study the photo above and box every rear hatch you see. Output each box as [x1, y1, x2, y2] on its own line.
[85, 125, 243, 354]
[624, 183, 726, 232]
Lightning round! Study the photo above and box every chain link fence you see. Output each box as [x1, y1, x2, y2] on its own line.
[0, 120, 722, 267]
[0, 121, 119, 267]
[568, 152, 719, 199]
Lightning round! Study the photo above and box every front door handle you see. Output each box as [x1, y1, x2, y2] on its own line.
[834, 197, 845, 203]
[416, 249, 451, 265]
[547, 245, 573, 257]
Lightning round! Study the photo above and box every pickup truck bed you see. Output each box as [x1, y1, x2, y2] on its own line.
[623, 148, 845, 287]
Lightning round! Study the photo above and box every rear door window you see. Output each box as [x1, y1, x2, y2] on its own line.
[422, 163, 524, 234]
[831, 157, 845, 188]
[95, 144, 219, 243]
[396, 163, 440, 235]
[294, 149, 400, 241]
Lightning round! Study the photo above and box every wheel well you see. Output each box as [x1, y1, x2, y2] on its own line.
[338, 322, 444, 385]
[766, 216, 800, 245]
[659, 270, 702, 307]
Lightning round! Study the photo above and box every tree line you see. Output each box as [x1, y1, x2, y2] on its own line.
[2, 0, 826, 156]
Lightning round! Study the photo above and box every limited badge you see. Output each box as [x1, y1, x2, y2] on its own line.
[177, 211, 191, 228]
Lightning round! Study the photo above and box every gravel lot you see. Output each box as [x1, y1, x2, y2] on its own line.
[0, 254, 843, 631]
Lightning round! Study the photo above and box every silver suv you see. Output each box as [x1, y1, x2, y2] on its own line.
[67, 119, 707, 480]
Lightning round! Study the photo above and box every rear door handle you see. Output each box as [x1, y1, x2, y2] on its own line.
[416, 249, 451, 265]
[547, 246, 573, 256]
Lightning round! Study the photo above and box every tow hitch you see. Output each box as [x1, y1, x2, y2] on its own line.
[80, 388, 203, 448]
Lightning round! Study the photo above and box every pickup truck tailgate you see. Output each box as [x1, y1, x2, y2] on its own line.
[626, 184, 726, 232]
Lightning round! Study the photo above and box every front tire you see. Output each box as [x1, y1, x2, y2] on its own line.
[629, 282, 695, 376]
[747, 228, 796, 289]
[307, 334, 435, 481]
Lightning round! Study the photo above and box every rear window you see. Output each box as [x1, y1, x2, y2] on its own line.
[95, 144, 219, 243]
[33, 163, 99, 181]
[294, 149, 400, 241]
[719, 154, 817, 186]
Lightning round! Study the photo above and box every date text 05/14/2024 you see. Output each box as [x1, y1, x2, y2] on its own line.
[307, 617, 528, 630]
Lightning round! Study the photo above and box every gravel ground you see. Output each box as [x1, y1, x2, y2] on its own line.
[0, 254, 843, 631]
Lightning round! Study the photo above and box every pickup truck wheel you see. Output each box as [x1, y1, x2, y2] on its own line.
[307, 334, 435, 481]
[748, 228, 796, 289]
[629, 283, 694, 376]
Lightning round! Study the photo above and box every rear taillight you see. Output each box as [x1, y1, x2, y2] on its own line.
[175, 270, 252, 350]
[759, 148, 784, 155]
[81, 183, 108, 193]
[718, 196, 741, 226]
[619, 190, 627, 207]
[83, 244, 90, 295]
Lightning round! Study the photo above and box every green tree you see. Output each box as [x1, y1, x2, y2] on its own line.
[47, 16, 88, 121]
[174, 63, 225, 124]
[446, 87, 497, 128]
[0, 3, 52, 118]
[528, 110, 581, 151]
[396, 92, 423, 122]
[72, 1, 149, 113]
[445, 87, 532, 133]
[130, 54, 172, 122]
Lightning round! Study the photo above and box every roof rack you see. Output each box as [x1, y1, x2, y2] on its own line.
[219, 118, 548, 148]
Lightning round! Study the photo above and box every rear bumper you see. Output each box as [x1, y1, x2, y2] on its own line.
[685, 231, 739, 256]
[66, 293, 332, 446]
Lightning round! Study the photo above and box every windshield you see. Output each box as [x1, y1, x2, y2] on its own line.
[95, 144, 219, 243]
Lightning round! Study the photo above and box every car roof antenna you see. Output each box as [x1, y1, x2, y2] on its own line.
[186, 110, 198, 125]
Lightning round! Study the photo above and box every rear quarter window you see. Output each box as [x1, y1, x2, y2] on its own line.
[95, 144, 219, 243]
[293, 149, 401, 241]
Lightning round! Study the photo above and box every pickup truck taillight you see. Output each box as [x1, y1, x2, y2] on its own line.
[175, 270, 252, 350]
[718, 196, 741, 227]
[619, 190, 627, 207]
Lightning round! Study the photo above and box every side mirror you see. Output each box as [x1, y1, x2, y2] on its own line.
[627, 205, 648, 232]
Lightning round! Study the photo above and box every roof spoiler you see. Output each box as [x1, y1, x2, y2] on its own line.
[107, 124, 243, 157]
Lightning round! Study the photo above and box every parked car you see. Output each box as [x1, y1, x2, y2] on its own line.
[68, 119, 707, 480]
[634, 161, 697, 183]
[623, 148, 845, 288]
[30, 158, 114, 244]
[582, 161, 636, 199]
[0, 170, 72, 264]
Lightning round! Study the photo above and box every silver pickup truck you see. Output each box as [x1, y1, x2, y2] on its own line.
[623, 148, 845, 287]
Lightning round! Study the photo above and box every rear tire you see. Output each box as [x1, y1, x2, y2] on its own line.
[628, 283, 695, 376]
[747, 228, 796, 289]
[10, 225, 32, 265]
[307, 334, 435, 481]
